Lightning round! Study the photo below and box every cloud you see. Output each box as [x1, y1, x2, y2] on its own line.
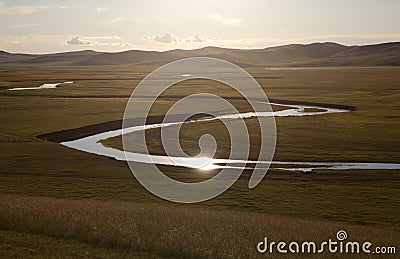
[67, 37, 91, 45]
[96, 7, 108, 13]
[58, 6, 72, 9]
[9, 24, 37, 30]
[208, 14, 242, 25]
[85, 36, 121, 40]
[106, 16, 144, 24]
[146, 33, 179, 43]
[146, 34, 212, 44]
[66, 36, 135, 47]
[185, 34, 205, 43]
[106, 17, 126, 24]
[0, 2, 55, 15]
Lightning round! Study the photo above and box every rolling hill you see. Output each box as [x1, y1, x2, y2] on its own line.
[1, 42, 399, 67]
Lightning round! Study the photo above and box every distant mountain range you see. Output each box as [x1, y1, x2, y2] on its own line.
[1, 42, 399, 67]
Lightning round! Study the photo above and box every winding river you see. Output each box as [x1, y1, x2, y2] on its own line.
[8, 81, 74, 91]
[60, 101, 400, 172]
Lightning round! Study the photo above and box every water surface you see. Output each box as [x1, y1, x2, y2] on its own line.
[61, 101, 400, 172]
[8, 81, 74, 91]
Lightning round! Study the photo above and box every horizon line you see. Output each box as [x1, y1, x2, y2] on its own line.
[2, 41, 399, 55]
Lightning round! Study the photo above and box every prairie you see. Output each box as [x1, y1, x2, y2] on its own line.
[1, 194, 399, 258]
[0, 65, 399, 257]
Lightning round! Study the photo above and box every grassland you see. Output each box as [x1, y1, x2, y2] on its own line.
[0, 229, 160, 259]
[1, 194, 399, 258]
[0, 65, 399, 257]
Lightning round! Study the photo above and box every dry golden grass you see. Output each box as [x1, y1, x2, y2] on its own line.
[0, 229, 161, 258]
[0, 194, 398, 258]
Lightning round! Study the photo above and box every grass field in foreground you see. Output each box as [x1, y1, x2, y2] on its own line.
[0, 229, 160, 259]
[1, 194, 399, 259]
[0, 65, 399, 257]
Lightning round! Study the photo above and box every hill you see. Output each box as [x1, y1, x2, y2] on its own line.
[1, 42, 399, 67]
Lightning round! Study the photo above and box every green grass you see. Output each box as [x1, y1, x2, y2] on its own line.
[1, 169, 399, 228]
[102, 67, 400, 162]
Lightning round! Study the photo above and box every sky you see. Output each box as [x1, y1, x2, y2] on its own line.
[0, 0, 399, 54]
